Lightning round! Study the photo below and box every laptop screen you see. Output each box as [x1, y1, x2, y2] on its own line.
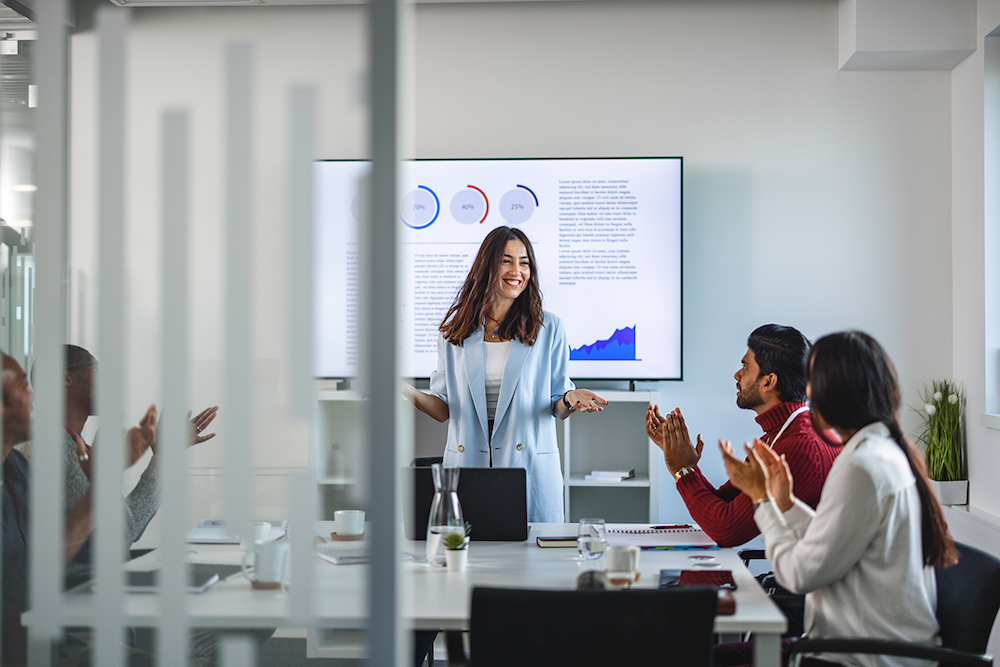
[402, 467, 529, 542]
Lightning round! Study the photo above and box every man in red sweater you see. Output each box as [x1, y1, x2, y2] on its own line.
[645, 324, 839, 548]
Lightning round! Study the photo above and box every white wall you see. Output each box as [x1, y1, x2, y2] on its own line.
[413, 0, 954, 521]
[69, 0, 957, 524]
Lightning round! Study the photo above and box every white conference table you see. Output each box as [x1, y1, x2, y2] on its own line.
[28, 522, 786, 666]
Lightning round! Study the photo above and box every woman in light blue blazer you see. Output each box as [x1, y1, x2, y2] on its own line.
[405, 226, 606, 523]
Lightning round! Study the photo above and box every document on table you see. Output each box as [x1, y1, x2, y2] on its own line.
[605, 524, 717, 549]
[185, 519, 288, 544]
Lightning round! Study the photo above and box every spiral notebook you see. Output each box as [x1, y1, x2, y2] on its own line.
[605, 524, 717, 550]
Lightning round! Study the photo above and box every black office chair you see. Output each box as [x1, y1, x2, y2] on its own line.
[446, 586, 719, 667]
[787, 541, 1000, 666]
[738, 548, 804, 638]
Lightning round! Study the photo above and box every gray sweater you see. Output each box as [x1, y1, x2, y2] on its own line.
[17, 430, 161, 577]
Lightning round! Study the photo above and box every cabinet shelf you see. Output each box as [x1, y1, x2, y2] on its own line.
[317, 476, 357, 486]
[560, 390, 660, 523]
[566, 474, 650, 487]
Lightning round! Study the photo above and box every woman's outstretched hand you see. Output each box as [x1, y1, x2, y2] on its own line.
[566, 389, 608, 413]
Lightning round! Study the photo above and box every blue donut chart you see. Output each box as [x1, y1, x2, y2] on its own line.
[401, 185, 441, 229]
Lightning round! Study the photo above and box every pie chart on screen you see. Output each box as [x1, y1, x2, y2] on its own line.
[450, 185, 489, 224]
[499, 185, 537, 225]
[401, 186, 440, 229]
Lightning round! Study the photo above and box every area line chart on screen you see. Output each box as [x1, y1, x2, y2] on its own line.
[313, 158, 682, 381]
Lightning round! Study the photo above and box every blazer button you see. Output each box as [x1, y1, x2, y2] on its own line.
[516, 443, 525, 451]
[457, 445, 464, 453]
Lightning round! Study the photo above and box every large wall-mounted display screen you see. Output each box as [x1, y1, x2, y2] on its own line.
[313, 157, 682, 380]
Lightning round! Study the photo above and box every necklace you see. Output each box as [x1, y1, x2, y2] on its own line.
[486, 315, 502, 337]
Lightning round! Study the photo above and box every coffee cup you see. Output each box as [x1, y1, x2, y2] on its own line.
[604, 545, 640, 589]
[334, 510, 365, 536]
[240, 521, 271, 551]
[242, 539, 289, 588]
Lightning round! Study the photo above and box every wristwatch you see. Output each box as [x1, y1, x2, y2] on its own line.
[562, 391, 576, 412]
[673, 466, 695, 481]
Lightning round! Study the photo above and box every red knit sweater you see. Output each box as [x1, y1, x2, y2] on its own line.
[676, 401, 840, 548]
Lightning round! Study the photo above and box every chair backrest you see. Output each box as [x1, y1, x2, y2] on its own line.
[936, 541, 1000, 655]
[469, 586, 718, 667]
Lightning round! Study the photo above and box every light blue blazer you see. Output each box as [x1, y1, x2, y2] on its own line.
[429, 311, 575, 523]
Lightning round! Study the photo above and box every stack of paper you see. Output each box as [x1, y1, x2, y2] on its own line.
[583, 469, 635, 482]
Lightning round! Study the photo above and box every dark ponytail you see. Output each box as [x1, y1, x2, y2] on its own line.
[808, 331, 958, 568]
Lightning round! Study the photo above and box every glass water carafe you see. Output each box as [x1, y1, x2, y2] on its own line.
[426, 464, 464, 565]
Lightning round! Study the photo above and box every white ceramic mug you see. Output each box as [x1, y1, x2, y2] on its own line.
[604, 545, 640, 589]
[242, 539, 289, 585]
[240, 521, 271, 551]
[334, 510, 365, 536]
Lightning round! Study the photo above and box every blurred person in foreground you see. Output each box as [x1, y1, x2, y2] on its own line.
[17, 344, 217, 583]
[1, 352, 158, 666]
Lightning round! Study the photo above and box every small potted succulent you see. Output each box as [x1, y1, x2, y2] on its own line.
[444, 522, 471, 572]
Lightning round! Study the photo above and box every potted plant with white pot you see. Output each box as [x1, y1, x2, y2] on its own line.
[917, 380, 967, 505]
[443, 523, 471, 572]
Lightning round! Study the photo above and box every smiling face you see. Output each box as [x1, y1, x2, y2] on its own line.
[496, 239, 530, 302]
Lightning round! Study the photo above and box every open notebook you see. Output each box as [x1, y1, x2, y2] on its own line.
[605, 524, 717, 550]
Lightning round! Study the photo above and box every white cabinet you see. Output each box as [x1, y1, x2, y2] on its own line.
[315, 389, 368, 516]
[316, 388, 660, 524]
[559, 390, 660, 523]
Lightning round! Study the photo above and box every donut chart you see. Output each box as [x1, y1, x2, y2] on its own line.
[401, 186, 440, 229]
[450, 185, 489, 224]
[499, 185, 537, 225]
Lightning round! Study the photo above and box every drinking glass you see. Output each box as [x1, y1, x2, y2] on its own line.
[577, 518, 606, 561]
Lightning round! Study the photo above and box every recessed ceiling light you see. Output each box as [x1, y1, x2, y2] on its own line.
[13, 184, 36, 192]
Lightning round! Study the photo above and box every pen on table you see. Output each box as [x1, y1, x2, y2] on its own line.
[651, 524, 692, 529]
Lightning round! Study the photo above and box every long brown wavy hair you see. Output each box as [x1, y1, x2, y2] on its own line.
[439, 226, 544, 346]
[808, 331, 958, 568]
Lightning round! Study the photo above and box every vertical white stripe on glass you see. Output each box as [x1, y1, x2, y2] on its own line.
[289, 86, 314, 419]
[30, 0, 69, 664]
[288, 470, 315, 623]
[289, 85, 317, 623]
[159, 110, 191, 666]
[95, 7, 128, 667]
[220, 635, 256, 667]
[368, 0, 408, 664]
[225, 42, 253, 542]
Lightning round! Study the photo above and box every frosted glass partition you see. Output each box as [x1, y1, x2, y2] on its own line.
[18, 0, 408, 664]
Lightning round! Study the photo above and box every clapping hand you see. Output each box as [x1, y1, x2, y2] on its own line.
[719, 438, 795, 512]
[645, 405, 703, 475]
[750, 440, 795, 512]
[189, 406, 219, 446]
[126, 404, 158, 466]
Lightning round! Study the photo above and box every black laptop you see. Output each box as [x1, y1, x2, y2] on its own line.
[402, 467, 529, 541]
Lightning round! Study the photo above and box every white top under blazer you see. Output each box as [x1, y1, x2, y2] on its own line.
[429, 311, 575, 523]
